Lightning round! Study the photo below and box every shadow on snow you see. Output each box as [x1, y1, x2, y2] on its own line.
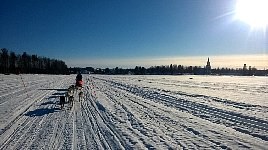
[96, 101, 106, 112]
[25, 107, 60, 117]
[38, 88, 68, 91]
[40, 101, 57, 106]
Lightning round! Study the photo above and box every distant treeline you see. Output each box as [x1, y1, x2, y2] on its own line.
[71, 64, 268, 76]
[0, 48, 69, 74]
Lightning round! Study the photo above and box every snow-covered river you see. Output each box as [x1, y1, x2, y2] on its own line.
[0, 74, 267, 149]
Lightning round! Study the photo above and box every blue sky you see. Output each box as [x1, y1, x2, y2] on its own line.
[0, 0, 267, 68]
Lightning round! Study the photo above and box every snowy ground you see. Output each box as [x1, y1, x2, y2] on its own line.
[0, 74, 267, 149]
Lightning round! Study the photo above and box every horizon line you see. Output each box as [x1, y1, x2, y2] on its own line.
[64, 54, 268, 70]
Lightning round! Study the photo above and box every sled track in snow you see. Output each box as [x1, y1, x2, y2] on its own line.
[96, 77, 268, 141]
[1, 75, 124, 150]
[1, 100, 60, 149]
[1, 75, 267, 149]
[82, 88, 126, 149]
[102, 87, 223, 149]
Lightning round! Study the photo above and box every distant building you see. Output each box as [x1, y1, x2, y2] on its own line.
[205, 57, 211, 74]
[80, 69, 90, 74]
[243, 64, 247, 70]
[242, 64, 247, 75]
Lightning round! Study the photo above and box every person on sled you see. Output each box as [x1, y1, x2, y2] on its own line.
[76, 73, 83, 87]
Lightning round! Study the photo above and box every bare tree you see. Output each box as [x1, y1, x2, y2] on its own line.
[1, 48, 9, 73]
[9, 52, 17, 73]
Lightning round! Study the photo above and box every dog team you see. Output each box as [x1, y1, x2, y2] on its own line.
[59, 85, 84, 110]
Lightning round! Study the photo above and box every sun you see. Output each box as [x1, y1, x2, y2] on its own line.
[235, 0, 268, 28]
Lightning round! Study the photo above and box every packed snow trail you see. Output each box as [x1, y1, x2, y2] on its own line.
[92, 75, 267, 149]
[0, 74, 267, 149]
[98, 77, 268, 141]
[0, 74, 125, 150]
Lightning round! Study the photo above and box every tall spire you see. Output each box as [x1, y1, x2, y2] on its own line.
[206, 57, 211, 74]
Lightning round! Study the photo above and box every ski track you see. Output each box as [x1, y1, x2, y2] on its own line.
[0, 74, 267, 149]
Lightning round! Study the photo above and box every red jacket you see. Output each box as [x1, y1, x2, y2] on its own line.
[76, 80, 83, 86]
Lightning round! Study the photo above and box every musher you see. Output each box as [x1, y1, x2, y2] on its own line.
[76, 73, 83, 87]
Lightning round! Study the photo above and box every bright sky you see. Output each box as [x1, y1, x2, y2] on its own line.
[0, 0, 267, 69]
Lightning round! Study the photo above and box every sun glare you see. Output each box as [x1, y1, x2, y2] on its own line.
[235, 0, 268, 28]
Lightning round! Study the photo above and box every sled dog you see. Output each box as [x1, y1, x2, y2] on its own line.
[67, 85, 75, 101]
[59, 96, 65, 109]
[78, 91, 84, 102]
[69, 95, 74, 108]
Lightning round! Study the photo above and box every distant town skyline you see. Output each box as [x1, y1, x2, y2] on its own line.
[66, 54, 267, 70]
[1, 0, 267, 69]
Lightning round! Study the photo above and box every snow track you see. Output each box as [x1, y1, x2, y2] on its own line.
[0, 74, 267, 149]
[103, 79, 268, 141]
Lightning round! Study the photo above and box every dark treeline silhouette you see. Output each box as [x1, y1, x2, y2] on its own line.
[0, 48, 69, 74]
[71, 64, 267, 76]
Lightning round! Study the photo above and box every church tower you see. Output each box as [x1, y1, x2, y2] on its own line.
[206, 57, 211, 74]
